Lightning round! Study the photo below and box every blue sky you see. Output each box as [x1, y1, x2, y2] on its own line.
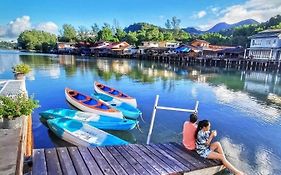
[0, 0, 281, 40]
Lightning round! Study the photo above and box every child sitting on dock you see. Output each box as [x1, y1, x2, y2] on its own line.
[195, 120, 244, 175]
[182, 113, 198, 150]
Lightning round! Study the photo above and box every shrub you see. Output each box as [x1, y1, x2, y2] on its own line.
[12, 63, 31, 75]
[0, 94, 39, 120]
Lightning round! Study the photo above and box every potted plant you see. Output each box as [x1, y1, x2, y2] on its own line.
[12, 63, 31, 80]
[0, 94, 39, 129]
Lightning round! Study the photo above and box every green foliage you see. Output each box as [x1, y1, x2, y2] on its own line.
[0, 94, 39, 119]
[97, 24, 118, 42]
[17, 30, 57, 51]
[59, 24, 77, 42]
[199, 33, 229, 45]
[12, 63, 31, 74]
[271, 22, 281, 29]
[125, 32, 138, 45]
[0, 41, 16, 49]
[115, 28, 127, 41]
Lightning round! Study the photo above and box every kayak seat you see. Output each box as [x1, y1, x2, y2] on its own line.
[111, 90, 119, 95]
[102, 86, 111, 92]
[96, 103, 110, 110]
[83, 99, 98, 106]
[73, 94, 87, 101]
[118, 93, 127, 98]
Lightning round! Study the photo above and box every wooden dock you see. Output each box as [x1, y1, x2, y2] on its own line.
[32, 142, 223, 175]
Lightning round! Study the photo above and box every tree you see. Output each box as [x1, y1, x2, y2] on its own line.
[163, 31, 174, 41]
[17, 30, 57, 51]
[125, 32, 138, 45]
[171, 16, 181, 30]
[175, 30, 191, 42]
[77, 26, 89, 42]
[91, 23, 100, 35]
[165, 19, 172, 29]
[115, 28, 127, 41]
[97, 24, 118, 42]
[60, 24, 76, 42]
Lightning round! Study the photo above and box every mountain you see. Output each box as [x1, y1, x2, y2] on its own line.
[206, 19, 259, 33]
[183, 19, 259, 34]
[124, 22, 159, 33]
[183, 27, 203, 34]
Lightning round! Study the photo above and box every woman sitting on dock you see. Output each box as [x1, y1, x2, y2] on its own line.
[195, 120, 244, 175]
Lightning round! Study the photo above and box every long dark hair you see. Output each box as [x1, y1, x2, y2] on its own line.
[195, 120, 210, 139]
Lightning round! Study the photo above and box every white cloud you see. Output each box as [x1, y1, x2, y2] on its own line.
[197, 11, 207, 19]
[0, 16, 58, 40]
[198, 0, 281, 31]
[36, 22, 58, 34]
[192, 10, 207, 19]
[218, 0, 281, 24]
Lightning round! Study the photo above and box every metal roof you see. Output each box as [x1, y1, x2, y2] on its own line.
[250, 29, 281, 39]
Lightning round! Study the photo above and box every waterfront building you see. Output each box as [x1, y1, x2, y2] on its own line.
[56, 42, 77, 54]
[245, 29, 281, 60]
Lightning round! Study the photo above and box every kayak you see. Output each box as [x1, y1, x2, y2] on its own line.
[47, 118, 128, 147]
[40, 108, 138, 130]
[65, 88, 123, 119]
[92, 93, 142, 120]
[94, 81, 137, 107]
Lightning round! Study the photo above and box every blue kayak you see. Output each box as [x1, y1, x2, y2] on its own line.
[92, 93, 142, 120]
[40, 108, 138, 130]
[47, 118, 128, 147]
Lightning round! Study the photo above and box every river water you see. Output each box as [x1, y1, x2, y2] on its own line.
[0, 50, 281, 174]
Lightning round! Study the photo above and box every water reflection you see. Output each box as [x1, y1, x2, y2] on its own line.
[220, 137, 280, 175]
[1, 51, 281, 174]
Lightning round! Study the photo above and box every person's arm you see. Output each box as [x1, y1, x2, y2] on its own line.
[205, 130, 216, 146]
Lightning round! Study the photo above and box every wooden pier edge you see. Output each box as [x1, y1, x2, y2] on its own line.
[31, 143, 223, 175]
[184, 165, 225, 175]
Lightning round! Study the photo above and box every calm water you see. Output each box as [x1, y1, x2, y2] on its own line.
[1, 50, 281, 174]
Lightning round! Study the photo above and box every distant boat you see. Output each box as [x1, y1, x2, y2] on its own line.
[40, 108, 138, 130]
[92, 93, 142, 120]
[65, 88, 123, 119]
[47, 118, 128, 147]
[94, 81, 137, 107]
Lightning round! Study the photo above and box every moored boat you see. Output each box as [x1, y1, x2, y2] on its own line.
[65, 88, 123, 119]
[92, 93, 142, 120]
[94, 81, 137, 107]
[40, 108, 138, 130]
[47, 118, 128, 146]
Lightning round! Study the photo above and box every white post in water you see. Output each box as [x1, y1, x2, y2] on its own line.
[146, 95, 199, 145]
[146, 95, 159, 145]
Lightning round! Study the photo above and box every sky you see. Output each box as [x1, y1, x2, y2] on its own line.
[0, 0, 281, 40]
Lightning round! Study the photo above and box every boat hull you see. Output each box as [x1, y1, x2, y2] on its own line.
[65, 88, 123, 119]
[40, 108, 137, 130]
[94, 81, 137, 107]
[92, 93, 142, 119]
[47, 118, 128, 147]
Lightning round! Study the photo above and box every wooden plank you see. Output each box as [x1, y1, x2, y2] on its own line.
[67, 147, 90, 175]
[122, 145, 160, 175]
[155, 143, 196, 171]
[114, 145, 149, 175]
[136, 144, 176, 173]
[88, 147, 117, 175]
[32, 149, 47, 175]
[78, 147, 103, 175]
[128, 144, 168, 174]
[161, 143, 207, 169]
[106, 146, 139, 175]
[45, 148, 62, 175]
[97, 146, 128, 175]
[149, 144, 189, 172]
[56, 147, 77, 175]
[171, 143, 221, 166]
